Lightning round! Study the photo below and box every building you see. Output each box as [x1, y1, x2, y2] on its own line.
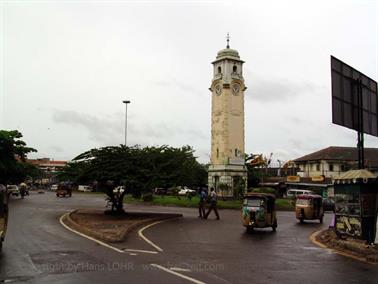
[207, 36, 248, 196]
[27, 158, 67, 173]
[294, 146, 378, 178]
[27, 158, 68, 184]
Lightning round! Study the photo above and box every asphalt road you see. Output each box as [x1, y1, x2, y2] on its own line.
[0, 191, 377, 284]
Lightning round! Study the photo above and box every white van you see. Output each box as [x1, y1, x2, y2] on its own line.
[78, 185, 93, 192]
[286, 189, 314, 198]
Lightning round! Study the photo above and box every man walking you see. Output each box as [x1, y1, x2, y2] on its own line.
[198, 188, 207, 218]
[204, 188, 220, 220]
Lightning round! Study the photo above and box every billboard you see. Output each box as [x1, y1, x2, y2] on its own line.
[331, 56, 378, 137]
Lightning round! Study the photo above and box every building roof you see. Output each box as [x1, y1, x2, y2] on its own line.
[294, 146, 378, 163]
[27, 159, 67, 167]
[334, 169, 377, 181]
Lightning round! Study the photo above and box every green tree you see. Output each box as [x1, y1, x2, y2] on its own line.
[0, 130, 38, 184]
[57, 145, 207, 214]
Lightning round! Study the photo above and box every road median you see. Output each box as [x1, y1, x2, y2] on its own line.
[311, 229, 378, 264]
[62, 209, 182, 243]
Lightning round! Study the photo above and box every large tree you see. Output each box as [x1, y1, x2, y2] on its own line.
[57, 145, 207, 214]
[0, 130, 38, 184]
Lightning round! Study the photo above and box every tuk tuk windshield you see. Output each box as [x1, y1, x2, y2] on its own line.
[243, 198, 262, 207]
[296, 198, 312, 206]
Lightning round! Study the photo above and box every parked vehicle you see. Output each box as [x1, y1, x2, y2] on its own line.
[295, 194, 324, 223]
[0, 184, 9, 251]
[78, 185, 93, 192]
[7, 185, 19, 197]
[56, 183, 72, 197]
[153, 188, 167, 195]
[50, 184, 58, 191]
[242, 193, 277, 232]
[286, 189, 314, 198]
[178, 186, 196, 196]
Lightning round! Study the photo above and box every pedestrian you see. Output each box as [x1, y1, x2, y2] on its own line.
[204, 187, 220, 220]
[198, 188, 207, 218]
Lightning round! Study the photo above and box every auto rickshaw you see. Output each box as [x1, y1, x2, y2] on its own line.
[56, 183, 72, 197]
[295, 194, 324, 223]
[0, 184, 9, 251]
[242, 193, 277, 232]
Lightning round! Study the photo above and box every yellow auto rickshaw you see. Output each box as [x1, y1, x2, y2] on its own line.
[0, 184, 9, 251]
[295, 194, 324, 223]
[242, 193, 277, 232]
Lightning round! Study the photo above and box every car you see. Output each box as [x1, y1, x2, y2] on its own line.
[178, 187, 196, 196]
[286, 189, 314, 198]
[78, 185, 93, 192]
[153, 188, 167, 195]
[50, 184, 58, 191]
[7, 185, 19, 196]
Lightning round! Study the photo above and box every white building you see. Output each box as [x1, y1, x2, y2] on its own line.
[294, 146, 378, 178]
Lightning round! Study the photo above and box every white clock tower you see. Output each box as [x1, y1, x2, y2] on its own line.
[208, 35, 247, 196]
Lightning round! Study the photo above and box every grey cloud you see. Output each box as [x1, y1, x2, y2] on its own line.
[153, 78, 203, 96]
[49, 145, 64, 153]
[52, 109, 207, 146]
[247, 78, 325, 103]
[52, 110, 122, 145]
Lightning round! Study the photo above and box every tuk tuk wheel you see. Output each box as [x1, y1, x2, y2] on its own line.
[246, 226, 254, 233]
[272, 219, 277, 232]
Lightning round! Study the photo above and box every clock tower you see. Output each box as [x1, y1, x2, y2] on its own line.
[208, 36, 247, 196]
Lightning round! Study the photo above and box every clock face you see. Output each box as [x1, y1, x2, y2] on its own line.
[232, 84, 240, 95]
[215, 84, 222, 96]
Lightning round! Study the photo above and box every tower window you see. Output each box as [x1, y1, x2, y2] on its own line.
[217, 148, 219, 158]
[329, 164, 334, 171]
[234, 149, 238, 157]
[233, 65, 237, 73]
[217, 66, 221, 74]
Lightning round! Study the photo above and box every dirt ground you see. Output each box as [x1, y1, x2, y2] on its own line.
[315, 229, 378, 264]
[67, 209, 181, 243]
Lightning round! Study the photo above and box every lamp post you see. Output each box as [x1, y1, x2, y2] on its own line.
[122, 100, 130, 146]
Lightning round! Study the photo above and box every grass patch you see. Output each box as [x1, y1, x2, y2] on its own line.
[123, 195, 294, 211]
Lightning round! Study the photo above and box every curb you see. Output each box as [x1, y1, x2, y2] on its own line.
[310, 230, 378, 265]
[63, 209, 182, 243]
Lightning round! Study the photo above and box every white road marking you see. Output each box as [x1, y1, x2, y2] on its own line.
[138, 220, 166, 252]
[124, 249, 158, 254]
[128, 253, 138, 256]
[170, 267, 192, 272]
[59, 213, 124, 253]
[151, 264, 206, 284]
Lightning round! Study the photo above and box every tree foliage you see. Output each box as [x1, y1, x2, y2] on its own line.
[0, 130, 38, 184]
[57, 145, 207, 213]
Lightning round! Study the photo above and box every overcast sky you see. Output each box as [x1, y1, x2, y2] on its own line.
[1, 0, 377, 164]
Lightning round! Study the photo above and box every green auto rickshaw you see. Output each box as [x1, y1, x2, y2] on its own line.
[242, 193, 277, 232]
[0, 184, 9, 251]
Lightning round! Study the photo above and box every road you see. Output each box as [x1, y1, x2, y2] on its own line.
[0, 191, 377, 284]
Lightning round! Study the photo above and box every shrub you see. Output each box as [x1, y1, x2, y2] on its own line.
[251, 187, 277, 196]
[142, 192, 153, 202]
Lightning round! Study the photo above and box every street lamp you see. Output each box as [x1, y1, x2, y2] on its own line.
[122, 100, 131, 146]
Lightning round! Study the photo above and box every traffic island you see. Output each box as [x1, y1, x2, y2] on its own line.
[62, 209, 182, 243]
[313, 229, 378, 264]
